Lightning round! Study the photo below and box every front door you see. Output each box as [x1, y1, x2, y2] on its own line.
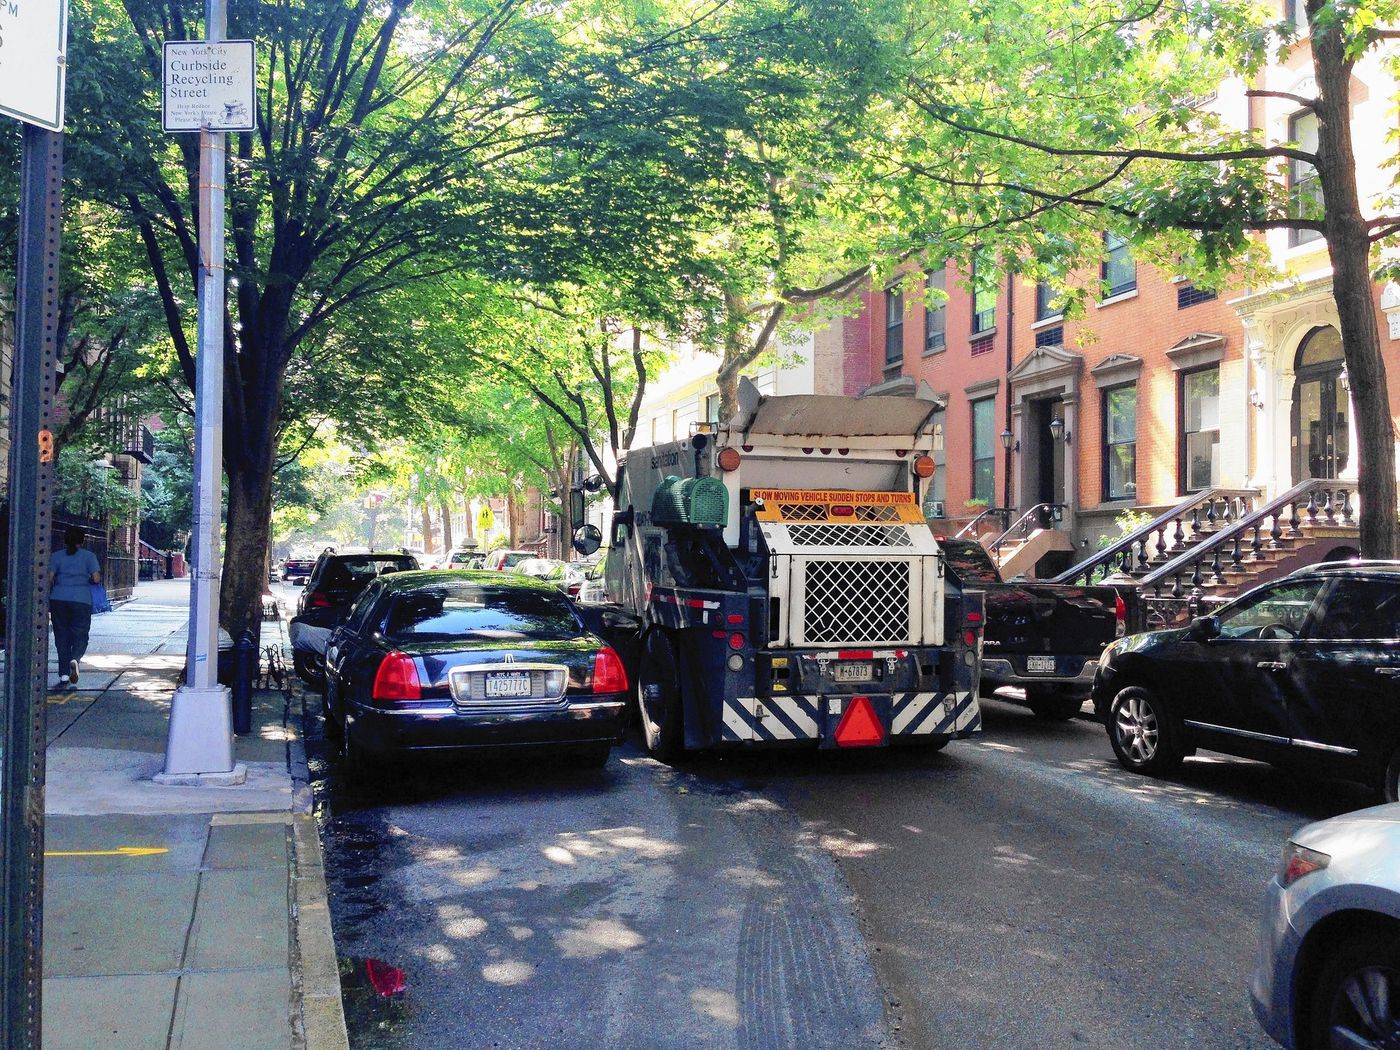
[1029, 398, 1066, 507]
[1291, 326, 1348, 483]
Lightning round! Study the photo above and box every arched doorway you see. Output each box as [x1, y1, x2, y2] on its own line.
[1292, 326, 1348, 482]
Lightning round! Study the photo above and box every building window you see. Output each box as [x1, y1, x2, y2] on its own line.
[922, 408, 947, 516]
[884, 285, 905, 368]
[971, 252, 997, 333]
[1103, 384, 1137, 501]
[1035, 325, 1064, 348]
[1101, 232, 1136, 298]
[1289, 110, 1323, 246]
[1035, 282, 1061, 321]
[1180, 366, 1220, 493]
[971, 397, 996, 503]
[705, 393, 720, 423]
[1177, 284, 1218, 309]
[924, 268, 946, 353]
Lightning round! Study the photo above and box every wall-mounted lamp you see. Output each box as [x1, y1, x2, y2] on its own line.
[1248, 389, 1265, 410]
[1049, 417, 1071, 445]
[1000, 428, 1013, 451]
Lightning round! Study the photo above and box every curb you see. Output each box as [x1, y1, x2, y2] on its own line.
[292, 813, 349, 1050]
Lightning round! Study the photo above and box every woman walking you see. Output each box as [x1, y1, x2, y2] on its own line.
[49, 525, 102, 691]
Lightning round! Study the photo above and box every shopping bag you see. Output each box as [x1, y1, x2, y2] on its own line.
[90, 582, 112, 613]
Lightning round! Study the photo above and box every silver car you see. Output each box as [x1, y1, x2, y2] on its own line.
[1252, 803, 1400, 1048]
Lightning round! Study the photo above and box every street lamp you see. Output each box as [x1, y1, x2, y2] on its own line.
[1049, 416, 1070, 445]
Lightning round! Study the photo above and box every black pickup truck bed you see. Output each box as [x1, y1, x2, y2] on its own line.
[940, 538, 1135, 720]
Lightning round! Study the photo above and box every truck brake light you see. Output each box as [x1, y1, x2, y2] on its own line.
[831, 504, 854, 517]
[717, 447, 742, 471]
[912, 455, 936, 478]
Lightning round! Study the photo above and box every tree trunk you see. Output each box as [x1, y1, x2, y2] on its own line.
[506, 491, 521, 548]
[462, 499, 475, 542]
[420, 503, 436, 554]
[1311, 12, 1398, 557]
[220, 451, 277, 643]
[440, 498, 453, 550]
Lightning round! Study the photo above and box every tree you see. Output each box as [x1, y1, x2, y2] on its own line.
[885, 0, 1400, 555]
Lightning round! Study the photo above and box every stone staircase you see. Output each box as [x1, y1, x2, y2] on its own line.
[1053, 480, 1361, 627]
[974, 503, 1074, 579]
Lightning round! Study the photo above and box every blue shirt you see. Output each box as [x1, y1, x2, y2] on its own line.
[49, 548, 101, 604]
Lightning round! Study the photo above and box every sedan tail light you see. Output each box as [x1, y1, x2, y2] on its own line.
[591, 647, 629, 694]
[372, 651, 422, 702]
[1114, 594, 1127, 638]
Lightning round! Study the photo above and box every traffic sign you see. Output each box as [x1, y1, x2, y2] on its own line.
[0, 0, 68, 131]
[476, 505, 495, 533]
[162, 40, 256, 132]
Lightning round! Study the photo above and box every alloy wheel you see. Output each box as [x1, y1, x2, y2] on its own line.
[1114, 694, 1159, 765]
[1325, 965, 1400, 1049]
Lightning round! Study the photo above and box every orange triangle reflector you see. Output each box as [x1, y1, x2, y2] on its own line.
[834, 695, 885, 747]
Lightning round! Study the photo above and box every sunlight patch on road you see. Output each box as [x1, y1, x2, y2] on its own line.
[542, 845, 576, 866]
[691, 988, 740, 1026]
[437, 904, 488, 940]
[481, 960, 534, 985]
[448, 863, 501, 887]
[423, 943, 456, 964]
[555, 918, 645, 959]
[722, 865, 784, 889]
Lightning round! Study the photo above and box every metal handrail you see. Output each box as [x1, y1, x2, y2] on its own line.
[1139, 478, 1355, 597]
[987, 503, 1066, 561]
[955, 506, 1012, 540]
[1053, 487, 1260, 586]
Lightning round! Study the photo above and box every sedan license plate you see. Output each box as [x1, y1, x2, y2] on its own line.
[1026, 656, 1056, 673]
[833, 661, 872, 683]
[484, 671, 533, 698]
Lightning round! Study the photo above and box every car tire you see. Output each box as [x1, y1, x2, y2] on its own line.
[1382, 747, 1400, 803]
[322, 678, 344, 741]
[1026, 687, 1085, 721]
[639, 631, 685, 764]
[1306, 933, 1400, 1050]
[293, 650, 326, 690]
[1106, 685, 1183, 775]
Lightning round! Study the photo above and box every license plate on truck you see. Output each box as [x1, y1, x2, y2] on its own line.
[1026, 656, 1056, 673]
[833, 662, 872, 682]
[485, 672, 532, 698]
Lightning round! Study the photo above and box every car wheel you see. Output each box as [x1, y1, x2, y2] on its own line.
[293, 650, 326, 690]
[639, 631, 684, 764]
[1107, 685, 1183, 775]
[1382, 748, 1400, 803]
[322, 678, 344, 741]
[1307, 933, 1400, 1050]
[1026, 687, 1085, 721]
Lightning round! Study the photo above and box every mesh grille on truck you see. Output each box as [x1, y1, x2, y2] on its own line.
[803, 560, 911, 644]
[787, 524, 913, 547]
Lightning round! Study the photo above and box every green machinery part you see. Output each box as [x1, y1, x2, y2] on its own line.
[651, 475, 728, 527]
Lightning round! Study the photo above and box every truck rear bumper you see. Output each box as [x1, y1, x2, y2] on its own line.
[716, 690, 980, 747]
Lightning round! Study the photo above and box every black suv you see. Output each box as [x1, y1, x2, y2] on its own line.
[1093, 562, 1400, 798]
[291, 549, 418, 686]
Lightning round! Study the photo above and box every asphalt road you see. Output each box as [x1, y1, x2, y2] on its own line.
[307, 690, 1378, 1050]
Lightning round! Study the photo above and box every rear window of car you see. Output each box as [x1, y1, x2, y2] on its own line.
[500, 552, 532, 569]
[322, 556, 416, 590]
[383, 582, 581, 641]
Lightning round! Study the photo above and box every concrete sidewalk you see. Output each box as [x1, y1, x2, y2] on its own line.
[25, 579, 347, 1050]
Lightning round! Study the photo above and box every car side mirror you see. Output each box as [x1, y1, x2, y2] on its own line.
[1186, 615, 1221, 642]
[569, 490, 585, 531]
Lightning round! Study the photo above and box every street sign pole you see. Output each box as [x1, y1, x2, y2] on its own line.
[159, 0, 243, 781]
[2, 123, 63, 1050]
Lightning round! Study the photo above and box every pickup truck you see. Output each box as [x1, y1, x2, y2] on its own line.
[939, 538, 1137, 720]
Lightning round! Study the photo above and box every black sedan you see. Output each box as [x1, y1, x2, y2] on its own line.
[323, 571, 629, 775]
[1092, 562, 1400, 797]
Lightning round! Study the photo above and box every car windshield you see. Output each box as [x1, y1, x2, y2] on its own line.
[383, 582, 582, 641]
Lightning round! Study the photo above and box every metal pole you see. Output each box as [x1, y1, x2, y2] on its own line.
[160, 0, 243, 781]
[2, 123, 63, 1050]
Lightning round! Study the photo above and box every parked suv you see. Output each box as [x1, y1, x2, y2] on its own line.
[1093, 561, 1400, 797]
[290, 549, 419, 686]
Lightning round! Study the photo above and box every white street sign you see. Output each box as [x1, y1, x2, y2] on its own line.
[162, 40, 255, 132]
[0, 0, 69, 131]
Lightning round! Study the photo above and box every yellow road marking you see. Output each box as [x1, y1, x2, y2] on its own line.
[45, 847, 170, 858]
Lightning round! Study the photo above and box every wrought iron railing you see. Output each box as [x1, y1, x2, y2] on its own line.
[1053, 488, 1260, 586]
[955, 506, 1012, 540]
[1137, 478, 1354, 600]
[986, 503, 1066, 562]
